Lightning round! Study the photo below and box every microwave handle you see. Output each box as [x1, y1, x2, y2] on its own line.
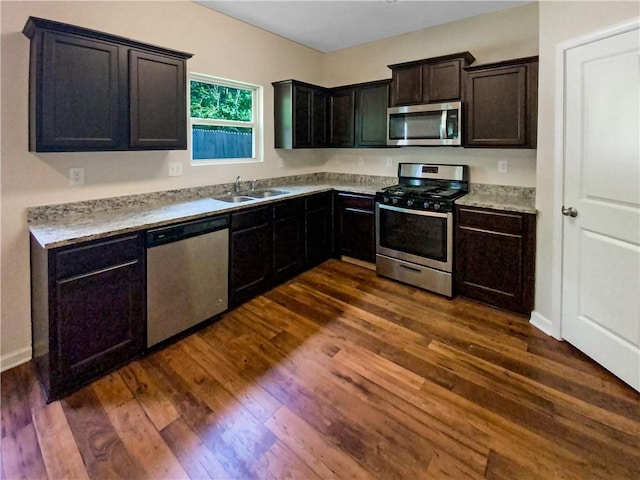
[439, 110, 447, 140]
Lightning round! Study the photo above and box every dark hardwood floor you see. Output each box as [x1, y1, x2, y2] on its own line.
[2, 259, 638, 479]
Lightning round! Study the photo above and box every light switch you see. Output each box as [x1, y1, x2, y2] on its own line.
[69, 168, 85, 186]
[168, 162, 183, 176]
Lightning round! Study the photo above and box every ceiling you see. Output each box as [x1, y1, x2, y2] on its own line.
[194, 1, 533, 53]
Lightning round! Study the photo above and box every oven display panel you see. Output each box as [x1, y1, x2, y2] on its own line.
[378, 208, 447, 262]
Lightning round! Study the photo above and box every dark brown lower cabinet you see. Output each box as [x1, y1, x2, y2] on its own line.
[230, 193, 334, 306]
[336, 192, 376, 263]
[305, 192, 333, 268]
[30, 233, 145, 401]
[273, 199, 305, 284]
[230, 206, 273, 307]
[455, 206, 536, 315]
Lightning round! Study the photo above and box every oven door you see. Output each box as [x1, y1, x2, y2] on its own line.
[376, 203, 453, 272]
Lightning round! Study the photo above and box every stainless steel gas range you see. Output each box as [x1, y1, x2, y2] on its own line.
[375, 163, 469, 297]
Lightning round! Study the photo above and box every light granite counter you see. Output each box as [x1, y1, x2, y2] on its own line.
[28, 173, 395, 249]
[455, 183, 536, 214]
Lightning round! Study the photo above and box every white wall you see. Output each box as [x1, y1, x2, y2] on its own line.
[533, 1, 639, 335]
[320, 3, 539, 187]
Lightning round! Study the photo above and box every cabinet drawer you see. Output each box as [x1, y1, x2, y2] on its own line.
[457, 207, 523, 235]
[273, 198, 304, 220]
[55, 234, 142, 279]
[338, 192, 374, 212]
[231, 206, 272, 231]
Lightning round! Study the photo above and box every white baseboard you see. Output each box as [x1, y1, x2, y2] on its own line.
[0, 347, 32, 372]
[530, 310, 561, 340]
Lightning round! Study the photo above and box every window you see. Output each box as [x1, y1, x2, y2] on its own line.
[190, 73, 262, 163]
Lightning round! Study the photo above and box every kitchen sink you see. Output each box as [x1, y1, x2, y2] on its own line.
[216, 195, 254, 203]
[246, 189, 289, 198]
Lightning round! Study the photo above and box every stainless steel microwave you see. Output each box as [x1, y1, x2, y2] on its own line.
[387, 102, 462, 146]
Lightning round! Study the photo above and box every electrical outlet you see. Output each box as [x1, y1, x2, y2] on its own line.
[498, 160, 509, 173]
[357, 157, 364, 166]
[69, 167, 85, 186]
[168, 162, 183, 177]
[386, 157, 393, 167]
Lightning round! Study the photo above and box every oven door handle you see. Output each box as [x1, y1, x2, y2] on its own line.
[377, 203, 450, 219]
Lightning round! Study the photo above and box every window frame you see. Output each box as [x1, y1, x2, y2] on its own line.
[189, 72, 263, 165]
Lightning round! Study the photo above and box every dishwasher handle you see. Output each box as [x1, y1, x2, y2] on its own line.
[146, 215, 229, 247]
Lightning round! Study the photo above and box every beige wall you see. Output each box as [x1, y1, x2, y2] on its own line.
[320, 3, 539, 187]
[0, 0, 326, 367]
[533, 1, 639, 334]
[0, 1, 543, 366]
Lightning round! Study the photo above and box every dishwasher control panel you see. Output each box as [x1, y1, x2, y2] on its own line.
[146, 215, 229, 247]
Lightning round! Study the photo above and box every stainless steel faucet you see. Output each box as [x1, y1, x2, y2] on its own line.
[234, 175, 241, 192]
[251, 179, 257, 191]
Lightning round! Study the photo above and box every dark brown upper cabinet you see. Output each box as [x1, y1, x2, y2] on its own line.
[464, 56, 538, 148]
[329, 87, 356, 147]
[388, 52, 475, 106]
[329, 80, 390, 148]
[23, 16, 192, 152]
[354, 80, 390, 147]
[274, 79, 389, 149]
[272, 80, 328, 149]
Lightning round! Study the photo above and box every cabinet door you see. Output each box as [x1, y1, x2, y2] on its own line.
[129, 50, 187, 149]
[273, 199, 305, 283]
[312, 89, 328, 147]
[527, 61, 539, 147]
[305, 192, 333, 267]
[337, 193, 375, 263]
[55, 261, 144, 382]
[390, 64, 422, 106]
[293, 85, 313, 147]
[465, 65, 527, 147]
[39, 32, 125, 151]
[355, 83, 389, 147]
[424, 60, 461, 103]
[230, 207, 273, 306]
[456, 227, 525, 309]
[329, 89, 355, 147]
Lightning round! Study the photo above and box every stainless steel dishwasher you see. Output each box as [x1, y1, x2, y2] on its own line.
[146, 215, 229, 347]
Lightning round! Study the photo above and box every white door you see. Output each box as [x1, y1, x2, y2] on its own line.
[561, 24, 640, 391]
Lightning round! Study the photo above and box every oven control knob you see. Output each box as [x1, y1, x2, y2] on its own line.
[423, 201, 430, 209]
[433, 202, 441, 211]
[392, 198, 398, 205]
[383, 195, 390, 203]
[407, 199, 414, 207]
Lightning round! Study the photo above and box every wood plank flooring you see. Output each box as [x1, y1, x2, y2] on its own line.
[2, 259, 639, 479]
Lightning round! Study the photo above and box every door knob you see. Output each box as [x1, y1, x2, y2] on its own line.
[562, 206, 578, 217]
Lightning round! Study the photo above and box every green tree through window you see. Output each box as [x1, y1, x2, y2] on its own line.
[190, 75, 261, 161]
[190, 82, 252, 123]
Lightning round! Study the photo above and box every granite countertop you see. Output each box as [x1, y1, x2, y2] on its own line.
[29, 174, 393, 249]
[455, 184, 536, 214]
[28, 174, 537, 249]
